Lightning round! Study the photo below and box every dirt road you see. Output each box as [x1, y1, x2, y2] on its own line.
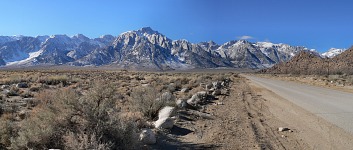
[155, 74, 353, 149]
[243, 75, 353, 134]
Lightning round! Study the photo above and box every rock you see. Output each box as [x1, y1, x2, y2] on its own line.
[18, 110, 27, 120]
[139, 129, 156, 145]
[278, 127, 290, 132]
[212, 81, 222, 89]
[176, 99, 188, 108]
[188, 110, 213, 119]
[212, 90, 222, 96]
[205, 84, 213, 90]
[142, 84, 151, 87]
[180, 88, 189, 93]
[1, 85, 9, 89]
[217, 102, 224, 105]
[155, 106, 176, 129]
[155, 117, 174, 129]
[2, 89, 10, 95]
[158, 106, 175, 119]
[161, 92, 175, 102]
[16, 83, 28, 88]
[187, 91, 207, 106]
[221, 81, 226, 87]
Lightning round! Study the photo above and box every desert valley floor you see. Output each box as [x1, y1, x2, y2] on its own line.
[0, 69, 353, 149]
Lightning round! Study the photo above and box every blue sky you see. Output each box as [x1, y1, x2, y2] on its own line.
[0, 0, 352, 52]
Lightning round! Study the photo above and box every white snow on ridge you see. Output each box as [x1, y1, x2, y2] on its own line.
[257, 42, 275, 48]
[7, 49, 43, 65]
[321, 48, 346, 58]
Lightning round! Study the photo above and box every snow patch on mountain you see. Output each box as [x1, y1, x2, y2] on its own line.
[322, 48, 346, 58]
[7, 49, 43, 65]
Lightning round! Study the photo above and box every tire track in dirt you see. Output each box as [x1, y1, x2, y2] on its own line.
[167, 76, 308, 149]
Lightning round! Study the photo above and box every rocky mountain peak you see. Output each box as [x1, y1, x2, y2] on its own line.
[137, 27, 158, 35]
[322, 48, 346, 58]
[72, 34, 90, 41]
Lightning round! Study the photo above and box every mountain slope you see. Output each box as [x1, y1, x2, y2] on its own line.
[261, 51, 327, 74]
[262, 46, 353, 75]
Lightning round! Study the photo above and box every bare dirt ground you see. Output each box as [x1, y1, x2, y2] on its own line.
[155, 75, 310, 149]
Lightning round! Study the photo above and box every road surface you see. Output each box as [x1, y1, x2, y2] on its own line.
[244, 75, 353, 134]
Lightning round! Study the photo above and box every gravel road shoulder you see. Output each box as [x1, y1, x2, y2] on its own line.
[246, 77, 353, 150]
[154, 76, 310, 149]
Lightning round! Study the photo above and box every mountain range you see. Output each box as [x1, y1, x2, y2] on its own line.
[0, 27, 346, 70]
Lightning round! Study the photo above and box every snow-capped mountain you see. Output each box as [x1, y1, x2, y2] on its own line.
[321, 48, 346, 58]
[0, 27, 332, 70]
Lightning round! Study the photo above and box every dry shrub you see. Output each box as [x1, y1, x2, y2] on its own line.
[0, 119, 15, 148]
[131, 86, 172, 120]
[38, 75, 70, 86]
[63, 131, 112, 150]
[0, 75, 27, 85]
[11, 82, 138, 150]
[345, 75, 353, 85]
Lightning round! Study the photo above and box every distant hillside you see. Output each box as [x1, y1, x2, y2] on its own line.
[261, 46, 353, 75]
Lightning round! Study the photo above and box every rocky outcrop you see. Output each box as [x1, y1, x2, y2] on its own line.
[262, 46, 353, 75]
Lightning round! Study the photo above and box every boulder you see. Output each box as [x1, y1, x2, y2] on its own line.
[16, 83, 28, 88]
[1, 85, 9, 89]
[139, 129, 156, 145]
[176, 99, 188, 109]
[18, 110, 27, 120]
[205, 83, 213, 90]
[278, 127, 290, 132]
[142, 84, 151, 87]
[2, 89, 10, 95]
[212, 90, 222, 96]
[158, 106, 175, 120]
[161, 92, 175, 102]
[180, 88, 189, 93]
[212, 81, 222, 89]
[155, 118, 174, 129]
[187, 91, 207, 106]
[155, 106, 176, 129]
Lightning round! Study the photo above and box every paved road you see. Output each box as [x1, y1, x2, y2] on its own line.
[244, 75, 353, 134]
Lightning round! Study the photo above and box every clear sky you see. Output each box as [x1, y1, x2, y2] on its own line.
[0, 0, 352, 52]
